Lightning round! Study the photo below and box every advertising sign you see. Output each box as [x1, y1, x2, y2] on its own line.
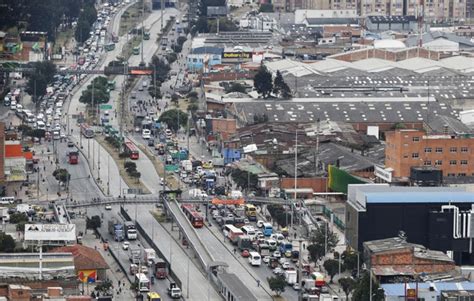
[374, 165, 393, 182]
[222, 52, 252, 59]
[25, 224, 76, 242]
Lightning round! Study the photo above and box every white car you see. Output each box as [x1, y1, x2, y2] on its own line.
[122, 241, 130, 250]
[257, 220, 264, 228]
[273, 267, 283, 275]
[282, 262, 290, 270]
[142, 129, 151, 139]
[273, 251, 281, 259]
[262, 256, 270, 264]
[105, 204, 112, 210]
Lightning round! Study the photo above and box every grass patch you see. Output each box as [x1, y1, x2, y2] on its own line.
[151, 210, 168, 223]
[119, 0, 149, 36]
[96, 136, 151, 194]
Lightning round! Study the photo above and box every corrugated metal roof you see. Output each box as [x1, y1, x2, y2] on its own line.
[366, 191, 474, 204]
[383, 282, 474, 296]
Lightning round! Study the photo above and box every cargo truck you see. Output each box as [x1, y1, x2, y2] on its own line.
[237, 235, 253, 251]
[129, 247, 141, 264]
[108, 218, 125, 241]
[144, 248, 156, 266]
[284, 270, 297, 285]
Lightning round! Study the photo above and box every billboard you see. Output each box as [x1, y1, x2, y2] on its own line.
[222, 52, 252, 59]
[25, 224, 76, 242]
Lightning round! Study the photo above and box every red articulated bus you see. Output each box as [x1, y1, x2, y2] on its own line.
[181, 204, 204, 228]
[68, 151, 79, 164]
[80, 123, 94, 138]
[124, 141, 139, 160]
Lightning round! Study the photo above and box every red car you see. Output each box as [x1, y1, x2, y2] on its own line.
[241, 249, 250, 257]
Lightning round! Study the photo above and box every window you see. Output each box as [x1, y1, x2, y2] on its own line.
[447, 173, 456, 177]
[424, 147, 432, 153]
[435, 147, 443, 153]
[435, 160, 443, 166]
[412, 137, 420, 142]
[450, 147, 457, 153]
[461, 160, 468, 165]
[450, 160, 457, 165]
[458, 173, 466, 177]
[412, 153, 419, 158]
[461, 147, 468, 153]
[423, 160, 431, 166]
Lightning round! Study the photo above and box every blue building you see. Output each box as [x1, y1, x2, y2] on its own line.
[186, 47, 223, 72]
[222, 148, 241, 165]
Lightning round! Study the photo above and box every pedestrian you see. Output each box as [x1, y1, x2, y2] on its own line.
[233, 248, 236, 254]
[43, 166, 46, 171]
[257, 280, 260, 287]
[294, 233, 297, 239]
[303, 243, 306, 250]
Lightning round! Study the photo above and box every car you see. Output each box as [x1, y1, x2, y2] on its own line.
[257, 220, 264, 228]
[293, 283, 301, 290]
[67, 141, 74, 147]
[241, 249, 250, 257]
[273, 251, 281, 259]
[263, 256, 270, 264]
[122, 241, 130, 250]
[273, 267, 283, 275]
[140, 266, 148, 274]
[147, 139, 154, 146]
[282, 262, 290, 270]
[105, 204, 112, 210]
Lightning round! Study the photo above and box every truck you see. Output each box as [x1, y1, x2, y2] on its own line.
[167, 282, 182, 299]
[143, 248, 156, 266]
[284, 270, 297, 285]
[237, 235, 253, 251]
[154, 258, 167, 279]
[67, 151, 79, 164]
[180, 160, 193, 172]
[108, 218, 125, 241]
[124, 221, 138, 240]
[129, 247, 141, 264]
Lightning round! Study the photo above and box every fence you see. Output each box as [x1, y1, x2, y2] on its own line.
[323, 206, 345, 231]
[120, 206, 182, 288]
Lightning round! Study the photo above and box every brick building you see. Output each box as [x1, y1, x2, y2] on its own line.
[364, 237, 456, 280]
[0, 122, 4, 184]
[385, 129, 474, 178]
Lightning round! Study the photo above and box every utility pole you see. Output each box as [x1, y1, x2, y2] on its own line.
[140, 0, 145, 65]
[161, 0, 164, 34]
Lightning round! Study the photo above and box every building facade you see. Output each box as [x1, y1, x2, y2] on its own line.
[385, 129, 474, 178]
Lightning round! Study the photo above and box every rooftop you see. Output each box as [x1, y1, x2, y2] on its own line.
[218, 273, 258, 301]
[405, 31, 474, 47]
[382, 282, 474, 296]
[50, 244, 109, 270]
[368, 15, 417, 24]
[366, 191, 474, 204]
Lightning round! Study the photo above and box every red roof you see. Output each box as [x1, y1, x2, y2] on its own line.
[50, 245, 109, 270]
[5, 144, 23, 158]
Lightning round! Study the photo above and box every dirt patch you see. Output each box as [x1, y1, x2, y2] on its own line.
[96, 136, 150, 194]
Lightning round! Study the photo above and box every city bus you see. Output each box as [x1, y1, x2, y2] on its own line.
[224, 224, 244, 244]
[143, 32, 150, 40]
[181, 204, 204, 228]
[124, 141, 139, 160]
[244, 204, 257, 221]
[133, 46, 140, 55]
[105, 43, 115, 51]
[147, 292, 161, 301]
[248, 251, 261, 266]
[80, 124, 94, 138]
[135, 273, 150, 292]
[263, 222, 273, 236]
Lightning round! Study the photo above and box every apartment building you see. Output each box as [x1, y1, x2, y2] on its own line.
[385, 129, 474, 178]
[359, 0, 466, 21]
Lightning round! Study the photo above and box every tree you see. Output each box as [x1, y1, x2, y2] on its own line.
[342, 250, 359, 272]
[267, 275, 286, 296]
[148, 85, 161, 99]
[86, 215, 101, 230]
[16, 221, 27, 232]
[158, 109, 188, 132]
[352, 271, 384, 301]
[259, 3, 274, 12]
[0, 232, 15, 252]
[187, 103, 199, 113]
[151, 55, 171, 83]
[226, 82, 247, 94]
[273, 70, 291, 99]
[230, 169, 258, 191]
[26, 61, 57, 100]
[95, 279, 112, 295]
[254, 66, 273, 98]
[53, 168, 70, 183]
[323, 259, 339, 283]
[9, 212, 28, 224]
[309, 224, 339, 257]
[307, 243, 325, 262]
[166, 52, 178, 64]
[339, 277, 356, 300]
[208, 18, 238, 33]
[192, 16, 209, 34]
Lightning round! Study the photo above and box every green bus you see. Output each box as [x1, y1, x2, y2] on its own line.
[105, 43, 115, 51]
[143, 32, 150, 40]
[132, 47, 140, 55]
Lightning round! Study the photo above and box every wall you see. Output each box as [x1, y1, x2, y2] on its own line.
[332, 48, 441, 62]
[280, 177, 327, 193]
[0, 123, 4, 184]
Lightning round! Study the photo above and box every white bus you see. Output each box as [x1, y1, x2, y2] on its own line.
[248, 251, 261, 266]
[135, 273, 150, 292]
[241, 225, 256, 240]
